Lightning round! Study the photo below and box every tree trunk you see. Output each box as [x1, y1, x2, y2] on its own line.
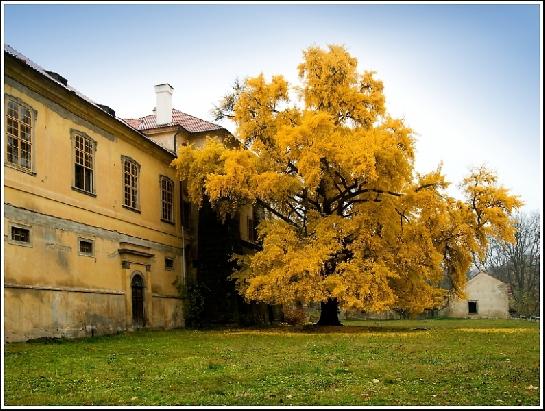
[317, 298, 342, 326]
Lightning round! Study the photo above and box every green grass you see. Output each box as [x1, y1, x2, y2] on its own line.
[3, 319, 541, 406]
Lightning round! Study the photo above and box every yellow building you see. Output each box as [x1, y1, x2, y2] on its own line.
[123, 86, 259, 291]
[3, 44, 247, 342]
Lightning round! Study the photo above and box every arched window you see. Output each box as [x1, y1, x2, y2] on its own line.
[131, 274, 145, 327]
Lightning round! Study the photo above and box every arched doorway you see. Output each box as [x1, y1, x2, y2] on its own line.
[131, 274, 145, 328]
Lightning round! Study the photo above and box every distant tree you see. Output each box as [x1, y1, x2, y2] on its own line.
[172, 45, 522, 325]
[483, 212, 540, 317]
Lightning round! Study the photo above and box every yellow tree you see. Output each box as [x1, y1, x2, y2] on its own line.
[172, 45, 522, 325]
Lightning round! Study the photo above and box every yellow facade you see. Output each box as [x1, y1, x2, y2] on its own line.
[3, 48, 189, 341]
[2, 45, 266, 341]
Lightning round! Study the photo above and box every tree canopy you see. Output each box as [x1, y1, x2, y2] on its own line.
[172, 45, 522, 324]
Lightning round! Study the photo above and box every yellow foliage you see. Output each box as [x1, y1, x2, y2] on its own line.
[171, 45, 522, 315]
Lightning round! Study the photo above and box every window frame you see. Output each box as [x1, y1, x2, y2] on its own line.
[165, 256, 175, 271]
[71, 129, 97, 197]
[7, 222, 32, 247]
[121, 155, 141, 212]
[78, 237, 95, 257]
[4, 95, 37, 175]
[160, 175, 175, 224]
[247, 216, 256, 243]
[247, 206, 260, 243]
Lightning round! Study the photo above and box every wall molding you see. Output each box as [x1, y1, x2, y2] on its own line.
[4, 203, 183, 255]
[152, 293, 183, 300]
[4, 282, 124, 296]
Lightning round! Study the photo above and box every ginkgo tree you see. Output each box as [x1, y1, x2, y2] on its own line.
[172, 45, 522, 325]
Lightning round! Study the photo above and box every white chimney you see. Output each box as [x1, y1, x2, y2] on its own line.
[154, 83, 174, 125]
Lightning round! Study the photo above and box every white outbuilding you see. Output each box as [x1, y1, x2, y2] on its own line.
[441, 272, 510, 319]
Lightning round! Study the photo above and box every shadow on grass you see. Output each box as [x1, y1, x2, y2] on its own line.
[217, 323, 431, 334]
[14, 318, 532, 346]
[26, 337, 67, 344]
[289, 324, 430, 334]
[25, 330, 127, 345]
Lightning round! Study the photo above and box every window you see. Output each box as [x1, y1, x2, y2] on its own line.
[247, 216, 257, 242]
[6, 98, 34, 171]
[468, 301, 478, 315]
[11, 226, 30, 243]
[79, 239, 94, 256]
[122, 157, 140, 211]
[72, 131, 96, 194]
[165, 257, 174, 270]
[160, 176, 174, 223]
[246, 206, 262, 243]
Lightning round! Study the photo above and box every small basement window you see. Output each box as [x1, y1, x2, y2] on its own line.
[79, 239, 94, 256]
[11, 226, 30, 243]
[468, 301, 478, 315]
[165, 257, 174, 270]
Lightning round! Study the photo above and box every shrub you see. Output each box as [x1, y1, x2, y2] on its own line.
[179, 282, 209, 328]
[281, 304, 308, 325]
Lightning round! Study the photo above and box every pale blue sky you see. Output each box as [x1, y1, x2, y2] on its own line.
[2, 3, 542, 212]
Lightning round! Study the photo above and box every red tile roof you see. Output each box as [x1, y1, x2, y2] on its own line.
[6, 44, 226, 155]
[124, 109, 224, 133]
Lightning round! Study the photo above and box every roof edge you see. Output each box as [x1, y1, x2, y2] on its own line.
[5, 44, 176, 159]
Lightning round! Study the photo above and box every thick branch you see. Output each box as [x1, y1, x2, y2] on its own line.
[334, 170, 351, 191]
[415, 183, 438, 192]
[334, 187, 402, 213]
[286, 200, 306, 221]
[328, 181, 360, 207]
[256, 199, 300, 228]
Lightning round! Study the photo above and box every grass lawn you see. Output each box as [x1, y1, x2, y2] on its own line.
[3, 318, 541, 406]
